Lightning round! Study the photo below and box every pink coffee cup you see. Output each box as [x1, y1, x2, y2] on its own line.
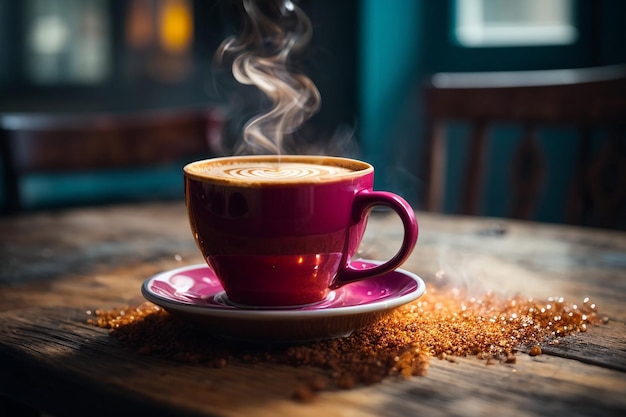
[184, 155, 418, 307]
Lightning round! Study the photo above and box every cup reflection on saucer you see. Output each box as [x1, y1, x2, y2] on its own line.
[141, 261, 425, 343]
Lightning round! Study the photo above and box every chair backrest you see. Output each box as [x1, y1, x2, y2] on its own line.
[0, 106, 223, 213]
[422, 65, 626, 230]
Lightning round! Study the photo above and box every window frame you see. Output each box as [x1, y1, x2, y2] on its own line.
[453, 0, 579, 48]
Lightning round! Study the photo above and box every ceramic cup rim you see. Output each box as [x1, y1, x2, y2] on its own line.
[183, 155, 374, 186]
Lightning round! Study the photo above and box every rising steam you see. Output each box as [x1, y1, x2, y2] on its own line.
[216, 0, 321, 155]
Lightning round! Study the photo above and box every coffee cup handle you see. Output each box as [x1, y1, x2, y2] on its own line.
[332, 190, 418, 288]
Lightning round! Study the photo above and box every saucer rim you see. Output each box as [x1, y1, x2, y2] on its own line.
[141, 260, 425, 320]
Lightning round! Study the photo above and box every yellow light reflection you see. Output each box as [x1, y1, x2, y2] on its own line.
[158, 0, 193, 53]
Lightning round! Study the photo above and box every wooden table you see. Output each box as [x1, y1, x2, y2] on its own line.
[1, 201, 625, 417]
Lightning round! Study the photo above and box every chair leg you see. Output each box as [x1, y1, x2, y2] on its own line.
[0, 130, 21, 214]
[510, 127, 545, 220]
[586, 128, 626, 229]
[426, 121, 446, 212]
[461, 121, 488, 215]
[566, 127, 592, 226]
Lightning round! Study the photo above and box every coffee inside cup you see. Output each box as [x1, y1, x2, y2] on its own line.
[184, 156, 370, 185]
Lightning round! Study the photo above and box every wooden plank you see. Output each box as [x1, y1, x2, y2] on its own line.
[0, 307, 625, 417]
[2, 203, 625, 326]
[2, 203, 625, 318]
[0, 202, 199, 286]
[363, 211, 626, 321]
[1, 203, 626, 417]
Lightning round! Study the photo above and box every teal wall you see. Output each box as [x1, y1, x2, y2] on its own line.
[22, 166, 184, 210]
[359, 0, 423, 202]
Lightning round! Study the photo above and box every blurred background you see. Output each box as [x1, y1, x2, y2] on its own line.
[0, 0, 624, 227]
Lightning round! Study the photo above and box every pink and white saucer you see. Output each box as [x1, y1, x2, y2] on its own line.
[141, 260, 425, 343]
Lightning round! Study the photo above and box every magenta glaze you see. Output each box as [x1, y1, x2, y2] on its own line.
[184, 155, 418, 307]
[143, 262, 420, 311]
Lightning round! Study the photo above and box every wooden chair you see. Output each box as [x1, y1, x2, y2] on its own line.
[422, 65, 626, 230]
[0, 106, 223, 213]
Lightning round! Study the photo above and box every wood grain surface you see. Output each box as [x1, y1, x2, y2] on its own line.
[1, 202, 625, 417]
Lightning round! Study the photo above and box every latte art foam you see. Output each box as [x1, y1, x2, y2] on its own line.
[225, 164, 350, 181]
[196, 162, 355, 183]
